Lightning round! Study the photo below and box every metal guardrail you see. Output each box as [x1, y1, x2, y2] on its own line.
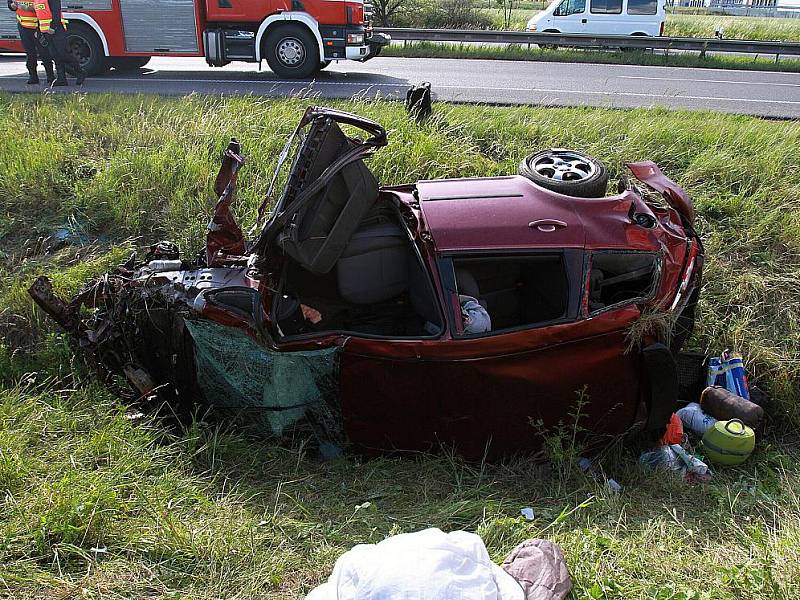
[375, 27, 800, 56]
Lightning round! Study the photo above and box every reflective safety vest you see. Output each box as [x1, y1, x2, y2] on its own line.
[14, 0, 39, 30]
[33, 0, 66, 32]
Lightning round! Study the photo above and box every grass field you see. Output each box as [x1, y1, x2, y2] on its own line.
[2, 94, 800, 598]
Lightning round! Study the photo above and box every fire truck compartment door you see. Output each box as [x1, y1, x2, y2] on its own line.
[0, 9, 18, 40]
[120, 0, 199, 52]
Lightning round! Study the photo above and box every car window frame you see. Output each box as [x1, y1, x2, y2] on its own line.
[438, 249, 584, 339]
[584, 249, 663, 317]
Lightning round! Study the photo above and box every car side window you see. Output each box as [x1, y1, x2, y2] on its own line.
[588, 252, 659, 313]
[590, 0, 622, 14]
[627, 0, 657, 14]
[554, 0, 586, 16]
[450, 253, 573, 336]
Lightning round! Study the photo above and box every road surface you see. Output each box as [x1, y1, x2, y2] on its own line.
[1, 55, 798, 118]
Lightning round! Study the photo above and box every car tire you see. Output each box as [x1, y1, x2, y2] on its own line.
[264, 25, 319, 79]
[65, 22, 108, 75]
[519, 149, 609, 198]
[110, 56, 151, 71]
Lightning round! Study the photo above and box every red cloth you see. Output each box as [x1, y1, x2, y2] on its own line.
[659, 413, 684, 446]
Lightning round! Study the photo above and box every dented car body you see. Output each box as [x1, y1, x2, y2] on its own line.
[31, 107, 703, 458]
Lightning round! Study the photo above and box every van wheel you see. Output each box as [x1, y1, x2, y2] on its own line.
[539, 30, 560, 50]
[519, 149, 609, 198]
[621, 32, 650, 52]
[110, 57, 151, 71]
[65, 22, 108, 75]
[265, 25, 318, 79]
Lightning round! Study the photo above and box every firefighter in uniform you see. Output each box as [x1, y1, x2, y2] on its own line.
[7, 0, 54, 84]
[33, 0, 85, 86]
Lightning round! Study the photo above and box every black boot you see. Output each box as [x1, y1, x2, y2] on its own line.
[51, 65, 68, 87]
[26, 64, 39, 85]
[43, 61, 55, 85]
[75, 66, 86, 86]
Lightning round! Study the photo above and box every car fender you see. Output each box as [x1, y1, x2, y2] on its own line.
[255, 12, 325, 63]
[63, 13, 110, 56]
[627, 161, 695, 226]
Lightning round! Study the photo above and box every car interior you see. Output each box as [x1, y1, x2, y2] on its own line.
[259, 108, 443, 339]
[589, 251, 659, 312]
[452, 255, 571, 334]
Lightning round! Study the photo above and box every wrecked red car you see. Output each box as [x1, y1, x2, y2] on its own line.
[30, 107, 703, 458]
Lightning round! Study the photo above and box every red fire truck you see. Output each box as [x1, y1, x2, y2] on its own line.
[0, 0, 388, 78]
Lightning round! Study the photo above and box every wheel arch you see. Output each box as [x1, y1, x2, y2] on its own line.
[63, 13, 110, 56]
[255, 12, 324, 63]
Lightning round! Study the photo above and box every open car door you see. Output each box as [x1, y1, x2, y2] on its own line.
[252, 107, 388, 275]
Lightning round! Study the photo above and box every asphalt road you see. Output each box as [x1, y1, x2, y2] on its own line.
[1, 54, 799, 118]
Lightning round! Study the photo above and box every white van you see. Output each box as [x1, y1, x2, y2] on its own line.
[526, 0, 665, 37]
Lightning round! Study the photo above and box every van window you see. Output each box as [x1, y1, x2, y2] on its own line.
[588, 252, 658, 312]
[451, 254, 571, 335]
[554, 0, 586, 16]
[627, 0, 657, 14]
[590, 0, 622, 13]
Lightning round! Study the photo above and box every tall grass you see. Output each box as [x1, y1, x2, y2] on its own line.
[1, 94, 800, 598]
[667, 14, 800, 41]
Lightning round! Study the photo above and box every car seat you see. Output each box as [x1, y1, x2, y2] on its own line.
[278, 117, 379, 274]
[455, 268, 484, 306]
[254, 108, 387, 275]
[336, 222, 410, 304]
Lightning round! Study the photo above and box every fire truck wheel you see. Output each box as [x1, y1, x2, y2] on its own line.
[66, 22, 109, 76]
[265, 25, 319, 79]
[110, 57, 151, 71]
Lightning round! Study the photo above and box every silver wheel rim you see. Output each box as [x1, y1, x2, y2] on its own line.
[277, 37, 305, 67]
[532, 151, 596, 182]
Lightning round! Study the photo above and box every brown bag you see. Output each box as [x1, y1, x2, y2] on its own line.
[502, 539, 572, 600]
[700, 386, 764, 428]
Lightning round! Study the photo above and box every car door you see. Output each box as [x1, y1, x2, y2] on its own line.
[338, 249, 645, 459]
[552, 0, 588, 33]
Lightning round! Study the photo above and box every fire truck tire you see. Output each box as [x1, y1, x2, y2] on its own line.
[66, 22, 108, 76]
[110, 57, 151, 71]
[264, 25, 319, 79]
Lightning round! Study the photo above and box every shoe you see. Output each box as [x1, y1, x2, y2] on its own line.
[52, 66, 68, 87]
[75, 68, 86, 86]
[26, 74, 40, 84]
[44, 64, 55, 85]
